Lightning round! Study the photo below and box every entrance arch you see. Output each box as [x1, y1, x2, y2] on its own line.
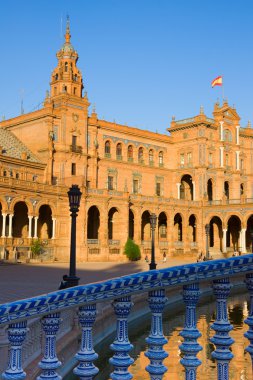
[180, 175, 193, 200]
[227, 215, 241, 252]
[189, 214, 197, 243]
[108, 207, 120, 240]
[141, 211, 151, 241]
[87, 206, 100, 240]
[174, 213, 183, 241]
[209, 216, 222, 252]
[158, 212, 167, 240]
[38, 205, 52, 239]
[129, 209, 134, 240]
[246, 215, 253, 252]
[13, 202, 29, 238]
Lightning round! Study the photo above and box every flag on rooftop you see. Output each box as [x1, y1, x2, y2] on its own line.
[211, 76, 223, 87]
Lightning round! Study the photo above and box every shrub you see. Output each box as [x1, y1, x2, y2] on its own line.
[30, 239, 43, 257]
[124, 238, 141, 261]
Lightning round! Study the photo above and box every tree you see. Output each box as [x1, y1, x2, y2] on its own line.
[124, 238, 141, 261]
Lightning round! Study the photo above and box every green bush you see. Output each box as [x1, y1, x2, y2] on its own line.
[124, 238, 141, 261]
[30, 239, 43, 257]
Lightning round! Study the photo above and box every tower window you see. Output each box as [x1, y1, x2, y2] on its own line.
[65, 62, 68, 72]
[73, 87, 76, 95]
[156, 182, 161, 196]
[71, 163, 76, 175]
[133, 179, 139, 194]
[55, 74, 58, 80]
[54, 87, 57, 95]
[108, 175, 114, 190]
[72, 135, 77, 148]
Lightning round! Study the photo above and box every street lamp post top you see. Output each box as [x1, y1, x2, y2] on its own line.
[205, 223, 210, 235]
[150, 213, 157, 230]
[68, 184, 82, 213]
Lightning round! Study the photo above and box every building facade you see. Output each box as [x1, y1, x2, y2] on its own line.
[1, 21, 253, 262]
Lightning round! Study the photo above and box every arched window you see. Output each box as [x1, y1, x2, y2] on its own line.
[16, 173, 19, 179]
[105, 141, 111, 156]
[116, 143, 122, 159]
[128, 145, 133, 161]
[138, 147, 144, 162]
[74, 74, 77, 82]
[159, 151, 163, 166]
[225, 154, 229, 167]
[65, 62, 68, 72]
[223, 129, 232, 142]
[149, 149, 154, 164]
[55, 74, 58, 80]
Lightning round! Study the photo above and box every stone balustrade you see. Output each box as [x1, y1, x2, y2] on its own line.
[1, 255, 253, 380]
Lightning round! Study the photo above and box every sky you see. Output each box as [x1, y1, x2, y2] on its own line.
[1, 0, 253, 134]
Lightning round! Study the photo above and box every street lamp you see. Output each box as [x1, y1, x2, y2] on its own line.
[149, 213, 157, 270]
[59, 184, 82, 289]
[205, 223, 210, 260]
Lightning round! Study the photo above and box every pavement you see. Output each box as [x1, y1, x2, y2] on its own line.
[0, 257, 194, 304]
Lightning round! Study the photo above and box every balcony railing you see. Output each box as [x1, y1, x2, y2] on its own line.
[1, 256, 253, 380]
[70, 145, 82, 154]
[87, 239, 99, 245]
[108, 239, 120, 245]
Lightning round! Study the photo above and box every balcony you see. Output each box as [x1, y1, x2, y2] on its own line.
[70, 145, 82, 154]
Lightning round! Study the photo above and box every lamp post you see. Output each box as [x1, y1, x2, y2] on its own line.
[149, 213, 157, 270]
[60, 185, 82, 289]
[205, 223, 210, 260]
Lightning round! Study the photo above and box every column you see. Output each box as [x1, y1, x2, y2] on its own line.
[236, 151, 240, 170]
[220, 121, 224, 141]
[222, 229, 227, 253]
[179, 283, 202, 380]
[73, 304, 99, 379]
[2, 321, 28, 380]
[1, 213, 7, 237]
[177, 183, 181, 199]
[28, 216, 33, 239]
[8, 214, 13, 238]
[192, 181, 195, 201]
[109, 296, 134, 380]
[236, 125, 240, 145]
[52, 218, 56, 239]
[210, 278, 234, 380]
[37, 313, 62, 380]
[34, 216, 38, 239]
[145, 289, 168, 379]
[241, 228, 246, 253]
[220, 147, 224, 167]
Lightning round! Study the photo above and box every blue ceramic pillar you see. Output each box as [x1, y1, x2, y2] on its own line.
[244, 273, 253, 365]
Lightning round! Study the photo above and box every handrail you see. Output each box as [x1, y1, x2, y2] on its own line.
[1, 255, 253, 326]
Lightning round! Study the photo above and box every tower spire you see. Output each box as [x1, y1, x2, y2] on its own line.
[65, 15, 71, 43]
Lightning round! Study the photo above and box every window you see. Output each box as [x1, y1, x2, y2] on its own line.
[223, 129, 232, 142]
[64, 86, 67, 92]
[55, 74, 58, 80]
[156, 182, 161, 196]
[187, 152, 192, 164]
[71, 163, 76, 175]
[116, 143, 122, 159]
[54, 87, 57, 95]
[16, 173, 19, 179]
[73, 87, 76, 95]
[128, 145, 133, 161]
[86, 180, 91, 188]
[138, 147, 144, 162]
[105, 141, 111, 156]
[133, 179, 139, 194]
[108, 176, 113, 190]
[240, 183, 244, 195]
[241, 159, 244, 170]
[9, 170, 13, 177]
[159, 151, 163, 166]
[3, 170, 6, 176]
[160, 224, 167, 238]
[180, 153, 185, 165]
[208, 153, 213, 164]
[72, 135, 77, 148]
[225, 154, 229, 166]
[65, 62, 68, 72]
[149, 149, 154, 164]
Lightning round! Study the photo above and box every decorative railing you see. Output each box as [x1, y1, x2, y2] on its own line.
[1, 255, 253, 380]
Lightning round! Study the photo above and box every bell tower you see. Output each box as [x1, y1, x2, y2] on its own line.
[50, 17, 83, 98]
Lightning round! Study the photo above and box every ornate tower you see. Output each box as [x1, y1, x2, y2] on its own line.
[50, 17, 83, 98]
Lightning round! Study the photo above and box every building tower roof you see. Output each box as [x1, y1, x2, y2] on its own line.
[59, 16, 75, 55]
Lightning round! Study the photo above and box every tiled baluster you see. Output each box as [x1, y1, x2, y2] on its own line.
[210, 278, 234, 380]
[2, 321, 28, 380]
[37, 313, 62, 380]
[145, 289, 168, 380]
[244, 273, 253, 363]
[179, 283, 202, 380]
[73, 304, 99, 380]
[109, 296, 134, 380]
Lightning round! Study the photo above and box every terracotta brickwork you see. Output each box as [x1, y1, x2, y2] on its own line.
[1, 22, 253, 262]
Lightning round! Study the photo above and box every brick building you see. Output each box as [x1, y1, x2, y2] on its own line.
[1, 21, 253, 262]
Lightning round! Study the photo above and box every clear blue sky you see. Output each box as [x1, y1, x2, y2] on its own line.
[1, 0, 253, 134]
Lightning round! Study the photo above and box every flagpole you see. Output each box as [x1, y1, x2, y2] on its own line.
[222, 75, 224, 102]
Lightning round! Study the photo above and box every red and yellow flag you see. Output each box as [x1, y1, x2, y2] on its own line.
[211, 76, 223, 87]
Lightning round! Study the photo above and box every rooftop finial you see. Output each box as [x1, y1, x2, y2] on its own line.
[65, 15, 71, 43]
[247, 120, 251, 128]
[200, 105, 204, 115]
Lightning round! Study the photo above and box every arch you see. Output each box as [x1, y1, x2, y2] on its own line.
[174, 213, 183, 241]
[209, 216, 222, 251]
[116, 143, 122, 158]
[129, 209, 134, 240]
[108, 207, 120, 240]
[227, 215, 241, 252]
[64, 62, 68, 72]
[138, 147, 144, 162]
[141, 210, 151, 241]
[127, 145, 133, 160]
[11, 198, 33, 215]
[188, 214, 197, 242]
[87, 206, 100, 240]
[207, 178, 213, 201]
[38, 205, 53, 239]
[158, 212, 167, 239]
[13, 201, 29, 238]
[180, 174, 193, 200]
[105, 140, 111, 155]
[246, 215, 253, 252]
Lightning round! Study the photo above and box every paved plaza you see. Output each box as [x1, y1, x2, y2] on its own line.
[0, 257, 193, 304]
